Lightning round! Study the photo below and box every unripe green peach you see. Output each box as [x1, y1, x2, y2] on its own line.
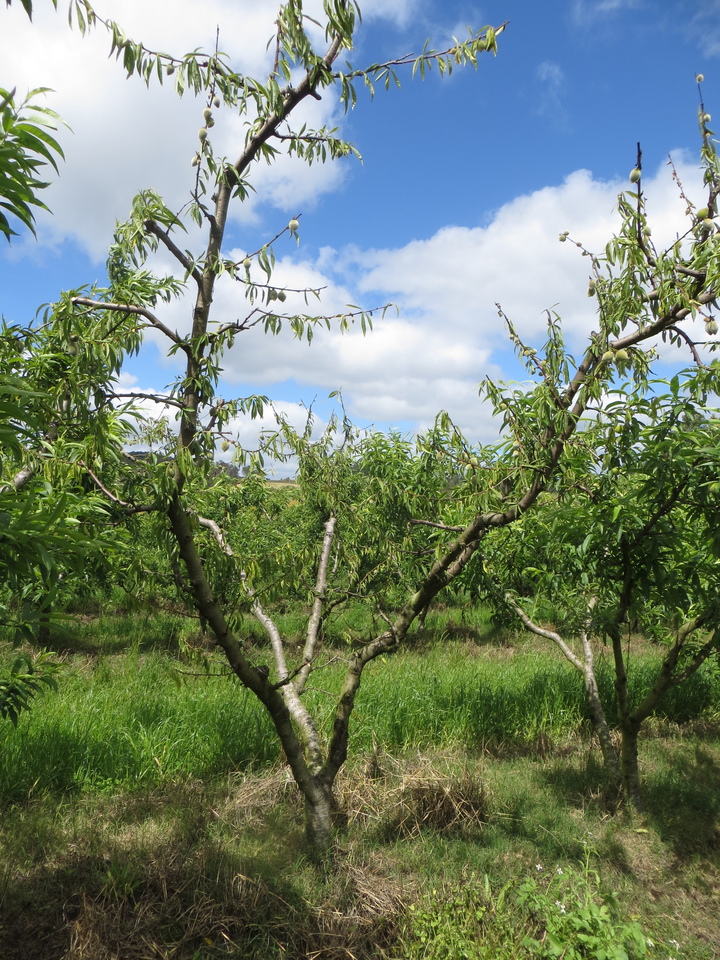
[697, 73, 705, 83]
[288, 218, 299, 235]
[629, 168, 641, 183]
[221, 440, 230, 452]
[242, 257, 251, 270]
[587, 281, 596, 297]
[278, 290, 287, 302]
[615, 348, 630, 361]
[696, 207, 709, 220]
[198, 127, 208, 141]
[213, 95, 221, 108]
[166, 63, 175, 76]
[203, 107, 213, 122]
[601, 350, 614, 362]
[705, 319, 719, 335]
[191, 154, 200, 167]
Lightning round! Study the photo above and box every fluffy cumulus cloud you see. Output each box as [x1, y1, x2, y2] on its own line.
[193, 154, 706, 445]
[0, 0, 386, 259]
[110, 154, 709, 462]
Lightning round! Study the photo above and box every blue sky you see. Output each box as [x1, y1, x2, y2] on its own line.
[1, 0, 719, 461]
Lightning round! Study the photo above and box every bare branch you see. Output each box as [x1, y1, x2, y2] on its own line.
[667, 324, 705, 365]
[71, 297, 187, 349]
[143, 218, 203, 287]
[297, 515, 336, 694]
[409, 518, 465, 532]
[110, 391, 183, 409]
[504, 593, 584, 672]
[81, 461, 158, 513]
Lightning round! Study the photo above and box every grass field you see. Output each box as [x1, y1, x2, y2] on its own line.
[1, 603, 719, 959]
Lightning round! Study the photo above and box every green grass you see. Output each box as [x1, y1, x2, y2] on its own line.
[1, 601, 719, 959]
[1, 603, 719, 802]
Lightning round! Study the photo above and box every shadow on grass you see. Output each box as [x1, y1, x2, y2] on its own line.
[641, 741, 720, 860]
[538, 734, 720, 871]
[0, 780, 404, 960]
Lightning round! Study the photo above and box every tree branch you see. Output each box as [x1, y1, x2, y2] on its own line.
[296, 515, 336, 695]
[143, 218, 203, 287]
[71, 297, 187, 348]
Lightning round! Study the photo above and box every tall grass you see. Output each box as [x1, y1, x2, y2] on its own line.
[1, 617, 718, 804]
[0, 651, 279, 802]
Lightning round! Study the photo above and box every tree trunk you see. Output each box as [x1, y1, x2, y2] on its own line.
[303, 779, 334, 857]
[582, 665, 622, 789]
[619, 719, 642, 809]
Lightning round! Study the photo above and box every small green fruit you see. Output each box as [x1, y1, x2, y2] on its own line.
[191, 154, 200, 167]
[198, 127, 208, 141]
[642, 225, 652, 237]
[221, 440, 230, 452]
[166, 63, 175, 76]
[705, 319, 719, 335]
[704, 113, 712, 123]
[267, 289, 278, 301]
[697, 73, 705, 83]
[697, 207, 709, 220]
[558, 231, 569, 242]
[629, 168, 641, 183]
[203, 107, 213, 122]
[587, 281, 596, 297]
[601, 350, 614, 362]
[213, 95, 221, 108]
[65, 341, 78, 357]
[243, 257, 251, 270]
[278, 290, 287, 302]
[615, 348, 630, 361]
[288, 218, 299, 235]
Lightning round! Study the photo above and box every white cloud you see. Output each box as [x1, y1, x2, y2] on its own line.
[0, 0, 393, 260]
[112, 155, 711, 458]
[685, 0, 720, 58]
[534, 60, 568, 127]
[200, 156, 707, 443]
[571, 0, 642, 25]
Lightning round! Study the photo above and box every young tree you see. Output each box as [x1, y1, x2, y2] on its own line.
[0, 80, 115, 716]
[5, 0, 504, 852]
[481, 373, 720, 804]
[6, 0, 720, 853]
